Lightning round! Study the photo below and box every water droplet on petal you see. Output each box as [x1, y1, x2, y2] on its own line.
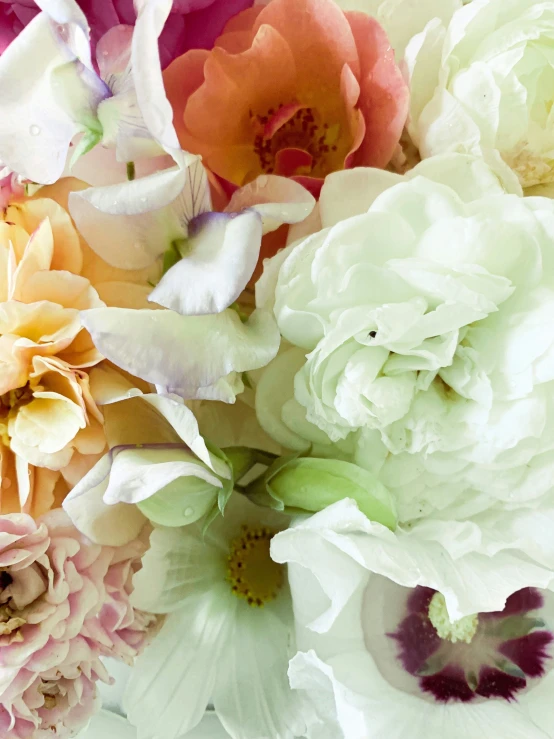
[184, 507, 194, 517]
[133, 242, 142, 250]
[29, 125, 41, 137]
[1, 479, 11, 489]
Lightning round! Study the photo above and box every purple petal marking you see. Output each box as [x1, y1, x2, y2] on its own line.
[420, 665, 474, 703]
[499, 632, 554, 678]
[389, 612, 442, 675]
[389, 586, 554, 704]
[481, 588, 544, 621]
[476, 667, 526, 701]
[406, 586, 436, 615]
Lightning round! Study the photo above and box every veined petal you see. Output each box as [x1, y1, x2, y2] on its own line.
[149, 210, 263, 315]
[125, 588, 231, 739]
[213, 606, 309, 739]
[81, 307, 280, 401]
[68, 154, 208, 270]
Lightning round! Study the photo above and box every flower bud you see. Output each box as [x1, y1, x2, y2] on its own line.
[265, 457, 397, 529]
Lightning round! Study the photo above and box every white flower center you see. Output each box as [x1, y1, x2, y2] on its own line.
[428, 592, 479, 645]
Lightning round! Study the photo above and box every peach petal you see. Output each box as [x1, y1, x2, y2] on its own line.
[10, 220, 54, 302]
[183, 25, 297, 147]
[16, 271, 104, 311]
[164, 49, 210, 149]
[346, 11, 409, 168]
[253, 0, 360, 91]
[94, 281, 154, 309]
[219, 6, 263, 38]
[6, 199, 83, 275]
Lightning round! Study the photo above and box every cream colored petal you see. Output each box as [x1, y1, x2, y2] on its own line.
[9, 219, 54, 301]
[9, 394, 85, 457]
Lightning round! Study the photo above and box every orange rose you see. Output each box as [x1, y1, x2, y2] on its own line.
[164, 0, 409, 194]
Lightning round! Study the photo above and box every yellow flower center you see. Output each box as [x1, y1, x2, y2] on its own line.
[227, 525, 284, 607]
[428, 592, 479, 645]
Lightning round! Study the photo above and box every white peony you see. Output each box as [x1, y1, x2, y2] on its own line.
[256, 155, 554, 520]
[271, 499, 554, 739]
[407, 0, 554, 190]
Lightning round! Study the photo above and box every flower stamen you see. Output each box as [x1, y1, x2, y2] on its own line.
[227, 525, 284, 607]
[428, 592, 479, 645]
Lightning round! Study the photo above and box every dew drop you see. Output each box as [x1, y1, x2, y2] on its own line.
[1, 479, 11, 489]
[184, 507, 194, 517]
[29, 125, 41, 137]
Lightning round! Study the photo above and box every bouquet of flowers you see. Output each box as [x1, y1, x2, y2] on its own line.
[2, 0, 554, 737]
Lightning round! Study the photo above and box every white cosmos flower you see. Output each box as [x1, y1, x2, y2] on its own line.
[255, 154, 554, 520]
[125, 494, 311, 739]
[406, 0, 554, 191]
[271, 499, 554, 739]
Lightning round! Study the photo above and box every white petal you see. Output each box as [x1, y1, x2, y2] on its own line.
[125, 589, 231, 739]
[62, 464, 147, 546]
[0, 14, 82, 183]
[149, 210, 263, 315]
[69, 154, 208, 270]
[81, 307, 280, 401]
[213, 606, 308, 739]
[131, 523, 223, 613]
[226, 175, 316, 235]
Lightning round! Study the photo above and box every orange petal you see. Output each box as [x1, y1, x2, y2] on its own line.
[346, 12, 409, 168]
[164, 49, 210, 150]
[253, 0, 360, 96]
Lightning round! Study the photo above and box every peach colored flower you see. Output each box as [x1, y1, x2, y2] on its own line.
[0, 188, 156, 518]
[164, 0, 409, 194]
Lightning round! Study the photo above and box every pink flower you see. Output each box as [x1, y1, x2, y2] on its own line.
[0, 0, 254, 67]
[0, 510, 156, 737]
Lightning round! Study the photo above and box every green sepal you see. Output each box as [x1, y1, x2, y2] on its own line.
[70, 128, 103, 166]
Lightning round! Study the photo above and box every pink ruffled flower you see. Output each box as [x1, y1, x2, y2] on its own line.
[0, 0, 254, 67]
[0, 510, 155, 737]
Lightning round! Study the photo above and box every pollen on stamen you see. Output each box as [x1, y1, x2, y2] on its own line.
[226, 525, 284, 607]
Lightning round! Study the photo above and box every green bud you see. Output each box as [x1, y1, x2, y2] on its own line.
[137, 473, 220, 527]
[264, 457, 397, 530]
